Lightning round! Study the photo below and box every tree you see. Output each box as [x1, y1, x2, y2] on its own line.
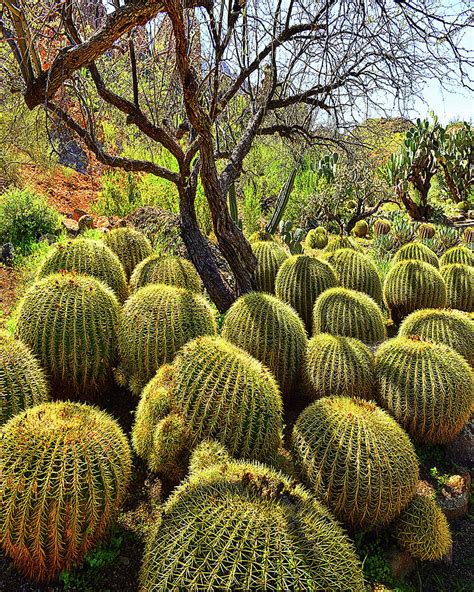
[1, 0, 472, 310]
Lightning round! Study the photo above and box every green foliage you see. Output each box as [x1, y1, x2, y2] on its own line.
[325, 248, 383, 303]
[248, 230, 273, 242]
[439, 245, 473, 267]
[373, 218, 391, 236]
[102, 226, 153, 279]
[278, 219, 305, 254]
[392, 242, 439, 268]
[93, 171, 142, 217]
[130, 254, 203, 293]
[305, 227, 328, 249]
[375, 336, 474, 443]
[441, 263, 473, 312]
[252, 240, 288, 293]
[433, 225, 459, 254]
[438, 122, 473, 203]
[0, 401, 132, 582]
[292, 397, 419, 528]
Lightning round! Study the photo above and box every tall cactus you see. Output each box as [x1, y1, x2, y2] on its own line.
[392, 241, 440, 268]
[103, 226, 153, 279]
[130, 254, 203, 293]
[266, 164, 300, 234]
[252, 241, 288, 293]
[440, 245, 473, 267]
[440, 263, 473, 312]
[325, 248, 383, 303]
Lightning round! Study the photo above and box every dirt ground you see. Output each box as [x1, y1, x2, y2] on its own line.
[0, 265, 19, 326]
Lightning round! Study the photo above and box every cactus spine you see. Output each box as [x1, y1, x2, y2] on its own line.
[103, 226, 153, 279]
[325, 248, 383, 303]
[440, 245, 473, 267]
[440, 263, 473, 312]
[130, 254, 203, 293]
[392, 241, 439, 268]
[252, 240, 288, 293]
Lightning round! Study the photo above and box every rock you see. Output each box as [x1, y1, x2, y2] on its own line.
[39, 233, 57, 245]
[446, 415, 473, 471]
[62, 218, 79, 237]
[73, 208, 88, 221]
[95, 215, 112, 230]
[437, 473, 471, 521]
[469, 210, 474, 220]
[385, 548, 415, 580]
[78, 214, 94, 233]
[0, 243, 15, 266]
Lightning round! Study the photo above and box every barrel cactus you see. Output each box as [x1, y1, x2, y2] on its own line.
[221, 292, 307, 397]
[353, 219, 369, 238]
[130, 254, 203, 293]
[324, 235, 360, 254]
[118, 284, 217, 395]
[37, 238, 128, 301]
[440, 245, 473, 267]
[375, 336, 474, 443]
[462, 226, 474, 246]
[392, 241, 439, 268]
[140, 448, 365, 592]
[252, 240, 288, 293]
[248, 230, 273, 242]
[0, 331, 49, 425]
[325, 248, 383, 303]
[292, 397, 418, 528]
[275, 254, 338, 331]
[399, 308, 474, 366]
[441, 263, 473, 312]
[103, 226, 153, 279]
[373, 218, 391, 237]
[0, 401, 132, 582]
[313, 287, 386, 345]
[132, 336, 283, 476]
[418, 223, 436, 240]
[305, 227, 328, 249]
[383, 260, 447, 324]
[15, 273, 120, 394]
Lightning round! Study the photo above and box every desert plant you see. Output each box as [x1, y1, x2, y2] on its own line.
[221, 292, 307, 396]
[0, 401, 132, 582]
[37, 238, 129, 302]
[462, 226, 474, 246]
[275, 254, 339, 332]
[325, 248, 383, 303]
[292, 397, 419, 528]
[278, 220, 305, 254]
[353, 219, 369, 238]
[392, 242, 439, 268]
[304, 333, 375, 400]
[418, 223, 436, 240]
[0, 331, 50, 424]
[434, 225, 459, 253]
[439, 245, 473, 267]
[251, 240, 288, 293]
[248, 230, 273, 242]
[373, 218, 391, 237]
[118, 284, 217, 395]
[132, 336, 283, 476]
[324, 235, 360, 254]
[375, 336, 474, 443]
[102, 226, 153, 279]
[140, 449, 365, 591]
[440, 263, 473, 312]
[383, 260, 447, 324]
[305, 227, 328, 249]
[130, 254, 203, 293]
[313, 287, 386, 345]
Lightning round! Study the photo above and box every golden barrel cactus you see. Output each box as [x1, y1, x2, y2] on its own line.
[392, 241, 439, 268]
[439, 245, 473, 267]
[440, 263, 473, 312]
[103, 226, 153, 279]
[130, 254, 203, 293]
[252, 240, 288, 293]
[325, 248, 383, 303]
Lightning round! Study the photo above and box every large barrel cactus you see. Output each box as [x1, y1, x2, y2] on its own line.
[140, 446, 365, 592]
[275, 254, 338, 331]
[304, 333, 374, 400]
[252, 240, 288, 293]
[325, 248, 383, 303]
[375, 336, 474, 443]
[440, 263, 473, 312]
[399, 308, 474, 366]
[103, 226, 153, 279]
[130, 254, 203, 293]
[440, 245, 473, 267]
[15, 273, 120, 394]
[118, 284, 216, 395]
[392, 241, 439, 268]
[313, 287, 386, 345]
[383, 260, 447, 324]
[292, 397, 419, 528]
[37, 238, 128, 301]
[132, 336, 283, 476]
[221, 292, 307, 397]
[0, 401, 132, 582]
[0, 331, 50, 424]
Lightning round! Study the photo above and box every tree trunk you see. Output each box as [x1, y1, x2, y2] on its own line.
[399, 190, 432, 221]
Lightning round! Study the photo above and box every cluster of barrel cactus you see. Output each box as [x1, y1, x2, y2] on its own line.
[325, 248, 382, 303]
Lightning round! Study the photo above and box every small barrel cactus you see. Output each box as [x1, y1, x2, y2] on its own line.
[275, 254, 338, 332]
[103, 226, 153, 279]
[353, 219, 369, 238]
[392, 241, 439, 268]
[252, 240, 288, 293]
[325, 248, 383, 303]
[1, 401, 132, 582]
[130, 254, 203, 293]
[418, 223, 436, 240]
[292, 397, 419, 528]
[441, 263, 473, 312]
[375, 336, 474, 443]
[324, 235, 360, 254]
[305, 228, 328, 249]
[313, 287, 386, 345]
[399, 308, 474, 366]
[140, 449, 365, 592]
[248, 230, 273, 242]
[118, 284, 217, 395]
[221, 292, 307, 397]
[0, 331, 50, 424]
[132, 336, 283, 476]
[440, 245, 473, 267]
[15, 273, 120, 394]
[462, 226, 474, 246]
[304, 333, 374, 400]
[383, 260, 447, 324]
[37, 238, 128, 301]
[373, 218, 391, 237]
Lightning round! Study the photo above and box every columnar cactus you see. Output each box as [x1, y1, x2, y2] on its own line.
[304, 333, 375, 400]
[440, 245, 473, 267]
[324, 235, 360, 254]
[325, 248, 383, 303]
[0, 331, 50, 424]
[375, 336, 474, 443]
[305, 227, 328, 249]
[292, 397, 419, 528]
[353, 220, 369, 238]
[1, 401, 132, 582]
[441, 263, 473, 312]
[418, 223, 436, 240]
[392, 241, 440, 268]
[373, 218, 391, 237]
[140, 449, 365, 592]
[313, 287, 386, 345]
[221, 292, 307, 396]
[275, 254, 338, 331]
[399, 308, 474, 366]
[37, 238, 129, 301]
[103, 226, 153, 279]
[252, 240, 288, 293]
[383, 260, 447, 324]
[132, 336, 283, 476]
[118, 284, 217, 395]
[15, 273, 120, 394]
[130, 254, 203, 293]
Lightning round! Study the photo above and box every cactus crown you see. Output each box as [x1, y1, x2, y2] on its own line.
[1, 401, 132, 582]
[305, 228, 329, 249]
[37, 238, 129, 301]
[103, 226, 153, 279]
[292, 397, 419, 528]
[325, 248, 383, 303]
[252, 240, 288, 293]
[130, 254, 203, 293]
[440, 245, 473, 267]
[324, 235, 360, 254]
[440, 263, 473, 312]
[248, 230, 273, 242]
[392, 241, 439, 268]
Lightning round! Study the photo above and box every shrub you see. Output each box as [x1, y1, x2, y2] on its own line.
[0, 401, 132, 582]
[15, 273, 120, 394]
[324, 235, 360, 254]
[373, 218, 391, 237]
[353, 220, 369, 238]
[118, 284, 216, 395]
[375, 336, 473, 443]
[305, 228, 328, 249]
[252, 240, 288, 293]
[325, 248, 383, 303]
[392, 242, 439, 268]
[102, 227, 152, 279]
[130, 254, 203, 293]
[440, 263, 473, 312]
[439, 245, 473, 267]
[221, 292, 307, 396]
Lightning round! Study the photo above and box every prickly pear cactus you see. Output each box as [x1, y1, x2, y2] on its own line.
[325, 248, 383, 303]
[440, 263, 473, 312]
[130, 254, 203, 293]
[103, 226, 153, 279]
[252, 241, 288, 293]
[392, 241, 439, 268]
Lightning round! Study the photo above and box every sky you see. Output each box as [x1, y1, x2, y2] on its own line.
[410, 79, 473, 124]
